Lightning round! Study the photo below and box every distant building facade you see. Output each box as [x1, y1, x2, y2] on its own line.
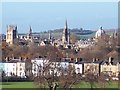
[0, 59, 26, 78]
[101, 58, 119, 77]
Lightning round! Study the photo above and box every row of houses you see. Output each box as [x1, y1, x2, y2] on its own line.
[0, 57, 119, 78]
[0, 59, 26, 78]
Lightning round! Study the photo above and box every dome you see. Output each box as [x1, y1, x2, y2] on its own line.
[95, 27, 106, 38]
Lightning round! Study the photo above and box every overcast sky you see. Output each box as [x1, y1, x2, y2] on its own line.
[1, 2, 118, 34]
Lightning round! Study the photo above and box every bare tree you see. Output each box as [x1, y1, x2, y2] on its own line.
[97, 72, 109, 89]
[33, 60, 82, 90]
[59, 64, 81, 89]
[84, 64, 98, 89]
[85, 72, 97, 89]
[33, 60, 58, 90]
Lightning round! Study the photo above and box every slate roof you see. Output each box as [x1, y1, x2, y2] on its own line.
[101, 60, 119, 65]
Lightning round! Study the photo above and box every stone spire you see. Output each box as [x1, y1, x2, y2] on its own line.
[27, 25, 32, 40]
[29, 25, 32, 35]
[62, 19, 70, 44]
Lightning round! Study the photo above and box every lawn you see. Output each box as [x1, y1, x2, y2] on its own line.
[72, 81, 119, 88]
[1, 82, 36, 88]
[1, 81, 119, 88]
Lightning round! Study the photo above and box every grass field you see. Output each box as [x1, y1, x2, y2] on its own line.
[1, 82, 36, 88]
[1, 81, 119, 88]
[72, 81, 119, 88]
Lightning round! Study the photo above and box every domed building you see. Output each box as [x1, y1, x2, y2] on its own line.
[95, 27, 106, 38]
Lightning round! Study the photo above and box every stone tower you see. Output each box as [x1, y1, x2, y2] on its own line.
[62, 20, 70, 44]
[6, 25, 18, 45]
[27, 25, 32, 40]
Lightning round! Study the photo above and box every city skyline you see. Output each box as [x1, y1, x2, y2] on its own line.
[2, 2, 118, 34]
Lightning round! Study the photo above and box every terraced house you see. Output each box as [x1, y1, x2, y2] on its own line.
[100, 57, 120, 77]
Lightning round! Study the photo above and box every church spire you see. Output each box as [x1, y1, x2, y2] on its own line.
[27, 25, 32, 40]
[100, 26, 103, 30]
[29, 25, 32, 35]
[15, 25, 17, 30]
[62, 19, 70, 44]
[65, 19, 68, 29]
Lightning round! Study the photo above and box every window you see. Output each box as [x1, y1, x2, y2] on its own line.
[20, 72, 22, 76]
[77, 68, 80, 73]
[34, 68, 36, 71]
[110, 68, 112, 71]
[20, 68, 22, 71]
[104, 68, 106, 71]
[87, 65, 90, 70]
[20, 63, 22, 66]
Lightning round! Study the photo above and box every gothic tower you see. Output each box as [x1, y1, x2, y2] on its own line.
[62, 20, 70, 44]
[6, 25, 18, 45]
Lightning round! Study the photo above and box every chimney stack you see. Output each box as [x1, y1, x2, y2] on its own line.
[109, 57, 112, 63]
[6, 57, 9, 62]
[19, 57, 22, 61]
[93, 58, 95, 62]
[75, 58, 78, 62]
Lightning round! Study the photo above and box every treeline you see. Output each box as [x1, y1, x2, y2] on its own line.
[1, 33, 120, 61]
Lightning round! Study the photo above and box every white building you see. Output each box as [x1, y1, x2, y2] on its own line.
[0, 60, 26, 78]
[74, 62, 83, 74]
[16, 62, 26, 78]
[75, 40, 95, 48]
[4, 63, 17, 76]
[95, 26, 106, 39]
[31, 58, 49, 76]
[31, 58, 70, 76]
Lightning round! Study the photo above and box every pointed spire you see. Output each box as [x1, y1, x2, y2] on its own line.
[7, 25, 8, 30]
[30, 25, 32, 32]
[29, 25, 32, 34]
[100, 26, 102, 30]
[15, 25, 17, 30]
[62, 19, 70, 44]
[65, 19, 68, 29]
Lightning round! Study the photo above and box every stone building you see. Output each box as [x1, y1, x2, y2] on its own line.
[95, 26, 106, 39]
[6, 25, 18, 45]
